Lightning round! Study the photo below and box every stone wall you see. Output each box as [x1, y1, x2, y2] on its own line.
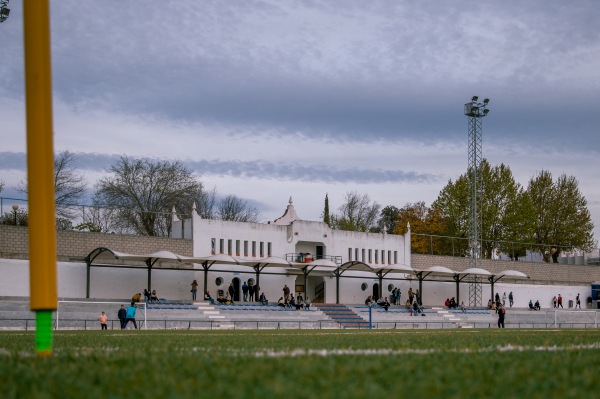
[412, 253, 600, 285]
[1, 225, 598, 285]
[0, 225, 193, 261]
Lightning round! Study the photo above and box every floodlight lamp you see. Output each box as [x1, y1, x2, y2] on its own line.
[471, 96, 478, 102]
[483, 98, 489, 105]
[483, 109, 490, 115]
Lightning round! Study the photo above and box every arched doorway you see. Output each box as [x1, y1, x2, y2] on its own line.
[373, 283, 379, 301]
[232, 277, 241, 302]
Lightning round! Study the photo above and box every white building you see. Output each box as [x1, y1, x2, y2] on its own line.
[180, 198, 412, 304]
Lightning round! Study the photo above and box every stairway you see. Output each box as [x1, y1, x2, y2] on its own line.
[431, 306, 473, 328]
[314, 303, 370, 329]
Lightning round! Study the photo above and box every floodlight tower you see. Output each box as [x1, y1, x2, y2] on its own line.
[464, 96, 489, 306]
[0, 0, 10, 23]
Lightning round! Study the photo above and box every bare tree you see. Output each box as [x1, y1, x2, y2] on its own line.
[94, 156, 201, 236]
[332, 191, 381, 232]
[17, 150, 87, 219]
[195, 185, 218, 219]
[218, 194, 261, 222]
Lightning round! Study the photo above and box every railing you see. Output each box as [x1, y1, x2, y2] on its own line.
[286, 253, 342, 264]
[1, 318, 599, 331]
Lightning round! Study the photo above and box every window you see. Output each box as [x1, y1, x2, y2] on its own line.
[252, 241, 256, 257]
[211, 238, 216, 255]
[236, 240, 240, 256]
[355, 248, 359, 261]
[362, 249, 365, 262]
[244, 241, 248, 257]
[388, 250, 392, 264]
[227, 239, 232, 256]
[361, 283, 368, 291]
[368, 249, 372, 263]
[394, 251, 398, 264]
[348, 248, 352, 261]
[219, 239, 224, 254]
[260, 242, 264, 257]
[267, 242, 272, 257]
[375, 249, 378, 264]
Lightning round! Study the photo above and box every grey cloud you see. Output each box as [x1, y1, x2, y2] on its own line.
[0, 152, 439, 185]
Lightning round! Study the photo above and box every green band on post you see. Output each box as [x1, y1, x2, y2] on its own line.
[35, 310, 53, 356]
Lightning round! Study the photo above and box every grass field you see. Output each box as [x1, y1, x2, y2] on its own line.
[1, 329, 599, 398]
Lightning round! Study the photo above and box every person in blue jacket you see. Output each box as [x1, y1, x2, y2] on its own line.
[125, 302, 139, 330]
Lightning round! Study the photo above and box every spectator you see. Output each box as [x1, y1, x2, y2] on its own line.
[408, 287, 414, 304]
[151, 290, 160, 302]
[248, 281, 255, 302]
[283, 284, 290, 302]
[259, 292, 268, 305]
[502, 292, 507, 306]
[242, 281, 249, 302]
[529, 300, 535, 310]
[553, 296, 557, 308]
[415, 289, 421, 305]
[377, 296, 390, 311]
[124, 302, 138, 330]
[508, 291, 514, 308]
[289, 295, 296, 309]
[225, 290, 234, 305]
[117, 305, 127, 330]
[191, 280, 198, 301]
[534, 300, 541, 311]
[412, 300, 421, 315]
[460, 301, 466, 313]
[143, 289, 150, 302]
[487, 299, 493, 309]
[205, 291, 215, 305]
[277, 297, 285, 307]
[497, 304, 506, 328]
[132, 293, 142, 303]
[576, 293, 581, 309]
[217, 291, 226, 304]
[98, 311, 108, 330]
[445, 298, 451, 308]
[557, 294, 563, 308]
[304, 298, 311, 310]
[228, 282, 235, 303]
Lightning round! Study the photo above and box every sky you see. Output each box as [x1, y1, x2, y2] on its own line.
[0, 1, 599, 242]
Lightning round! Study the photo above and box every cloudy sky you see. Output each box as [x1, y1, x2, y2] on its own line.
[1, 1, 599, 240]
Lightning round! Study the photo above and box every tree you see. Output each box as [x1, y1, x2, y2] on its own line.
[217, 194, 261, 222]
[527, 170, 596, 262]
[0, 179, 4, 193]
[322, 194, 331, 227]
[332, 191, 381, 232]
[394, 202, 448, 254]
[195, 186, 218, 219]
[17, 150, 87, 219]
[377, 205, 399, 234]
[432, 160, 533, 259]
[94, 156, 200, 236]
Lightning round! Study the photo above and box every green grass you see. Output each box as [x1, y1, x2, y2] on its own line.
[1, 329, 599, 398]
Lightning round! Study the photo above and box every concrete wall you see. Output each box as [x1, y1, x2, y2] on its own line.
[0, 225, 193, 261]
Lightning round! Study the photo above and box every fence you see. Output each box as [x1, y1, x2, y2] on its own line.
[1, 318, 599, 331]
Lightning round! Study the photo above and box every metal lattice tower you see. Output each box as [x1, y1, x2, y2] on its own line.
[464, 96, 489, 306]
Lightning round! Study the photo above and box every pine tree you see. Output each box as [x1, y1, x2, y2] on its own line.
[323, 194, 331, 226]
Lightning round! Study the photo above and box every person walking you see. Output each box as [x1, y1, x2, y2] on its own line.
[576, 293, 581, 309]
[98, 311, 108, 330]
[498, 304, 506, 328]
[508, 291, 514, 308]
[502, 292, 507, 306]
[191, 280, 198, 301]
[228, 282, 235, 303]
[124, 302, 139, 330]
[248, 281, 255, 302]
[117, 304, 127, 330]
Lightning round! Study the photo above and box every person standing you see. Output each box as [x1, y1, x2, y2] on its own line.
[242, 281, 249, 302]
[498, 304, 506, 328]
[248, 281, 255, 302]
[125, 302, 138, 330]
[557, 294, 563, 308]
[508, 291, 514, 308]
[191, 280, 198, 301]
[553, 295, 557, 308]
[98, 311, 108, 330]
[228, 282, 235, 303]
[117, 305, 127, 330]
[502, 292, 507, 306]
[283, 284, 290, 302]
[576, 293, 581, 309]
